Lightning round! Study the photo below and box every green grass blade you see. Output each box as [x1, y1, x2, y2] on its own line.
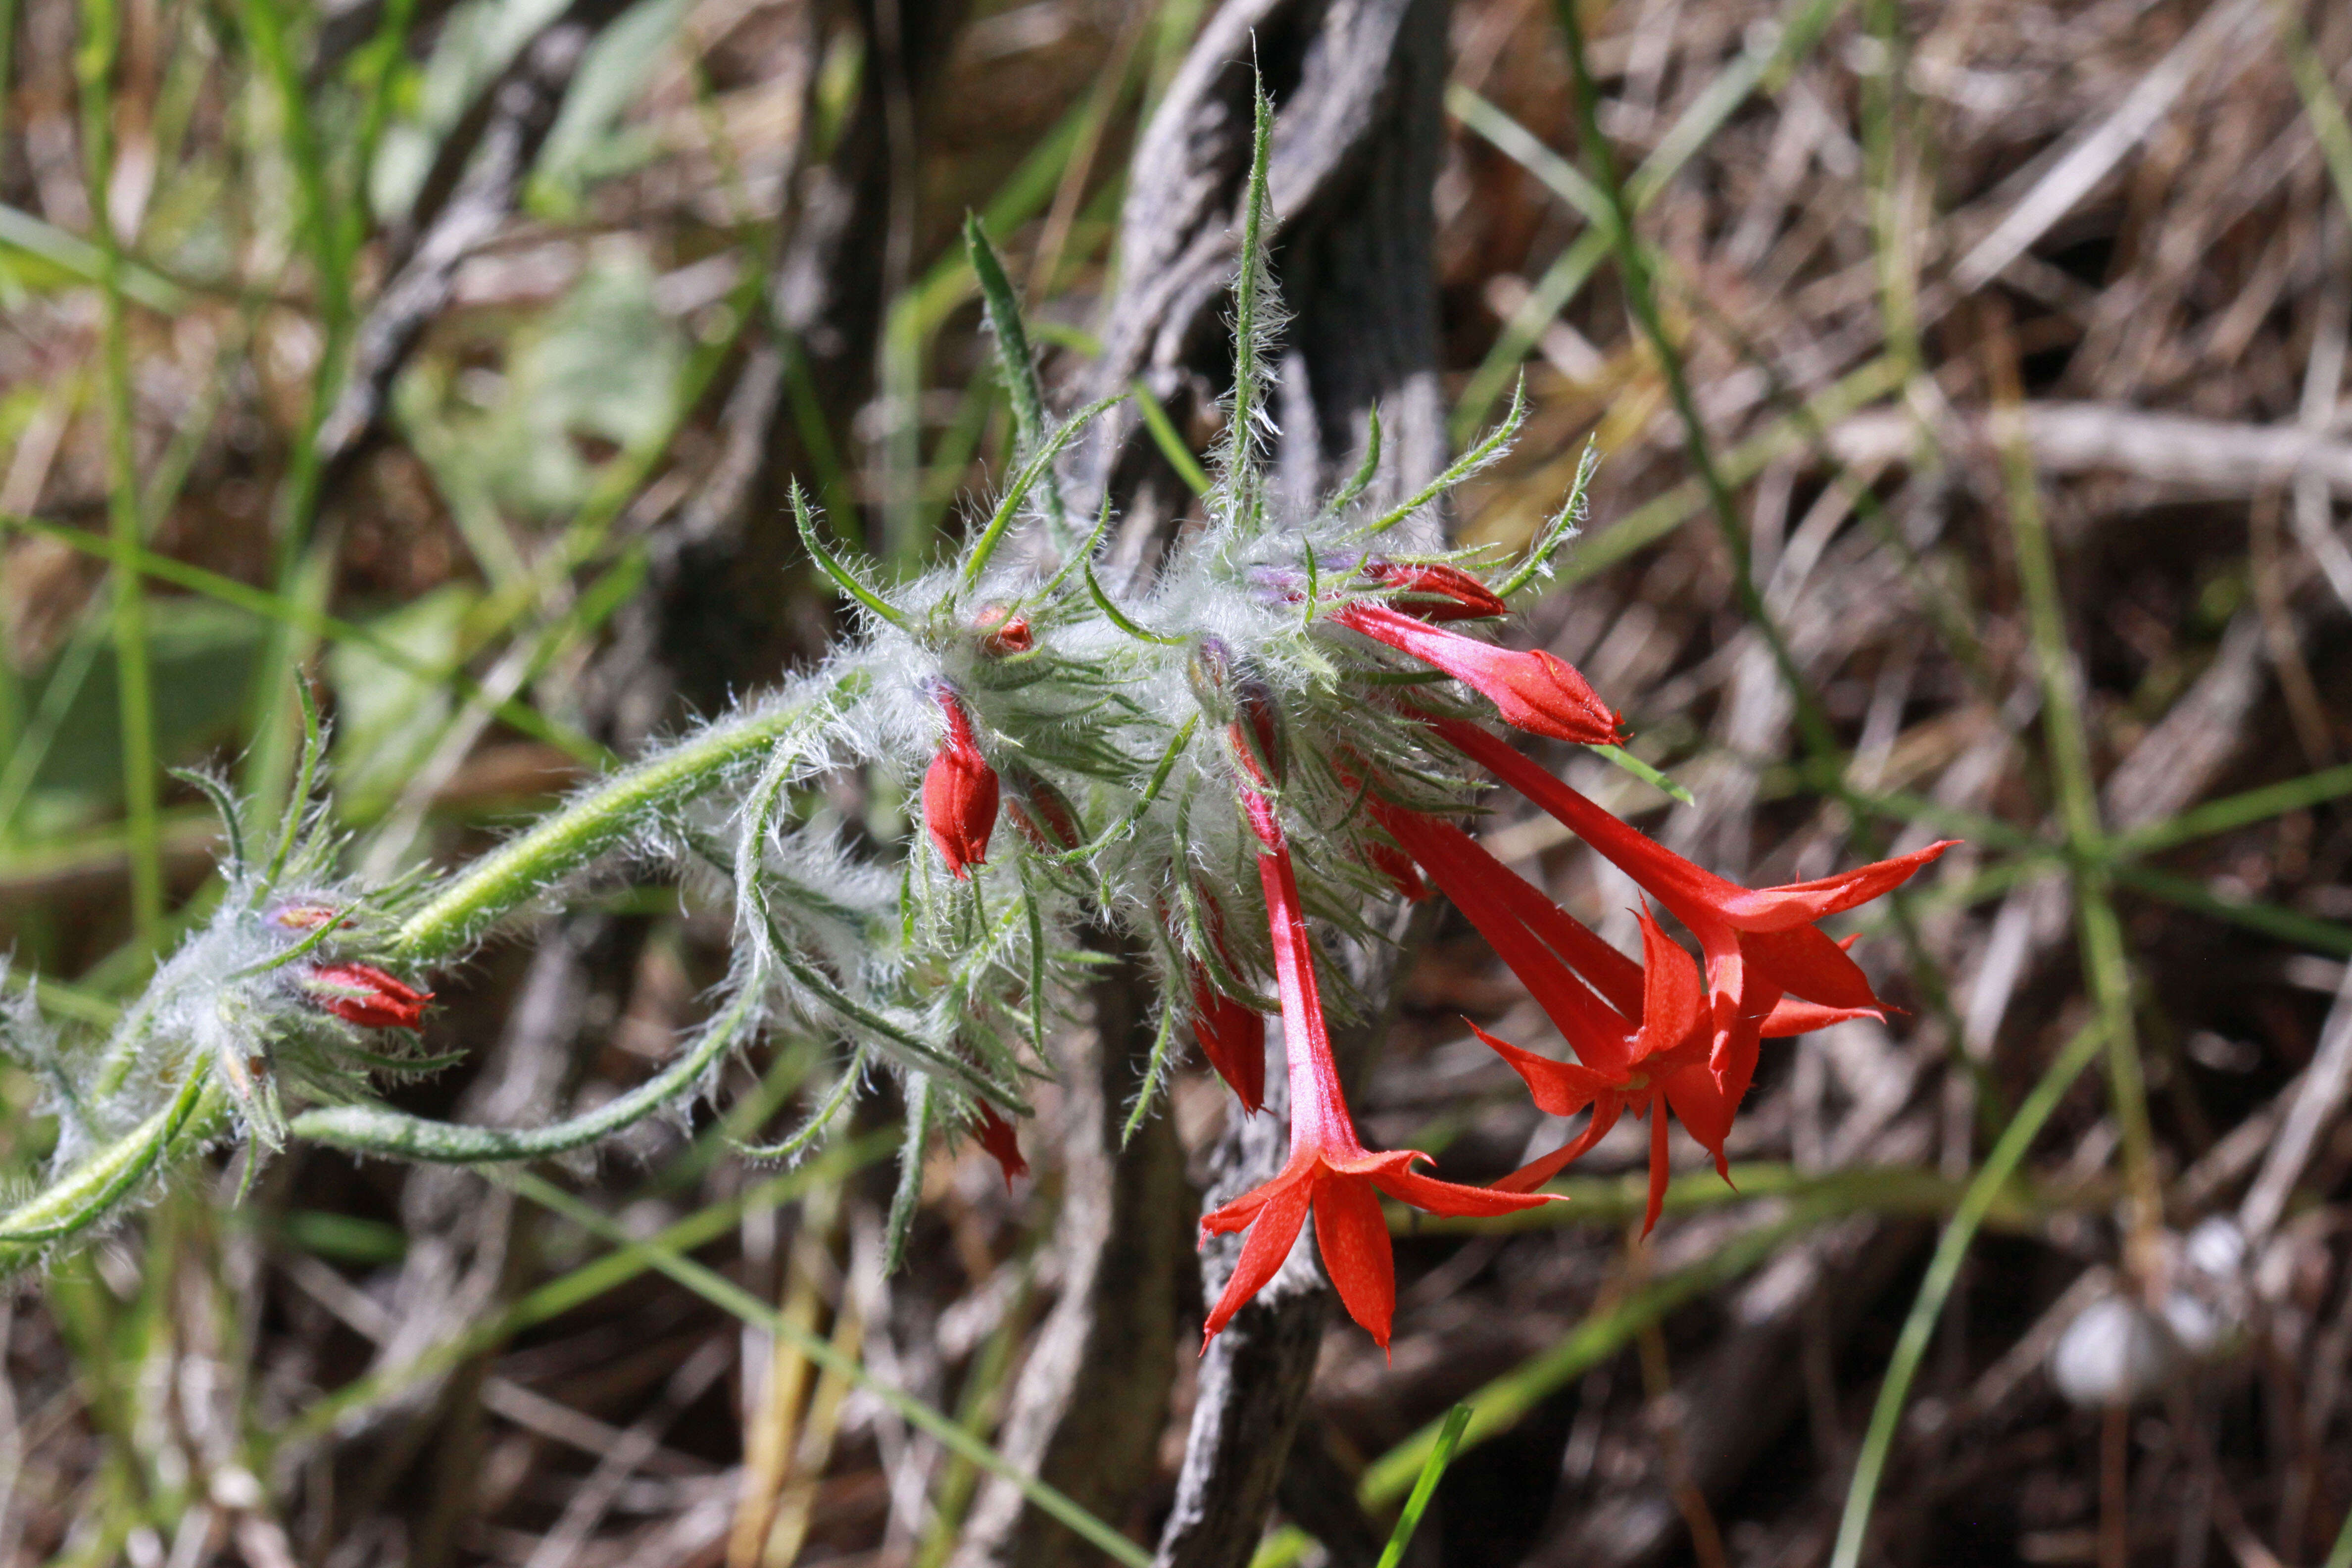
[1360, 1204, 1822, 1506]
[0, 511, 613, 767]
[76, 0, 161, 947]
[1453, 0, 1854, 438]
[1376, 1403, 1472, 1568]
[1131, 379, 1211, 494]
[0, 203, 185, 312]
[1828, 1021, 2107, 1568]
[1992, 389, 2159, 1232]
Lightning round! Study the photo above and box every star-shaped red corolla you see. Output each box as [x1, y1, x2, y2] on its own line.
[1428, 716, 1953, 1097]
[1466, 911, 1719, 1236]
[1201, 719, 1555, 1350]
[1375, 801, 1880, 1230]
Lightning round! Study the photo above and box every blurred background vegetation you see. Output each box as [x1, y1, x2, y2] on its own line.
[6, 0, 2352, 1565]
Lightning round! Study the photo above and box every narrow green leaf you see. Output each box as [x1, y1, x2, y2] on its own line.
[1589, 744, 1696, 807]
[791, 482, 915, 633]
[1223, 77, 1276, 495]
[885, 1073, 937, 1272]
[963, 392, 1126, 588]
[1131, 379, 1212, 495]
[1376, 1404, 1473, 1568]
[1358, 375, 1526, 540]
[1330, 403, 1384, 511]
[1083, 560, 1186, 645]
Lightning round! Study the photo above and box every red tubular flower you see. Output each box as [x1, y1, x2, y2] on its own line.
[973, 1103, 1028, 1191]
[1465, 912, 1721, 1232]
[923, 684, 999, 880]
[1359, 559, 1507, 621]
[1378, 801, 1887, 1229]
[1333, 602, 1626, 746]
[301, 962, 432, 1031]
[1431, 716, 1953, 1096]
[1201, 783, 1555, 1351]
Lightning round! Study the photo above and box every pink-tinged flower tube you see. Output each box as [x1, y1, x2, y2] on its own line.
[301, 962, 433, 1031]
[923, 683, 999, 880]
[1357, 559, 1507, 622]
[972, 1103, 1028, 1191]
[1430, 715, 1953, 1092]
[1333, 602, 1627, 746]
[1202, 778, 1555, 1350]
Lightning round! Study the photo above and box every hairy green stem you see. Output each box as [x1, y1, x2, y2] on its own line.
[0, 1075, 225, 1269]
[391, 680, 849, 963]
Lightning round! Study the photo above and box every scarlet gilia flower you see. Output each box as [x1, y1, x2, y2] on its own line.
[1357, 559, 1506, 621]
[1333, 601, 1626, 746]
[1202, 732, 1553, 1350]
[923, 682, 999, 880]
[972, 1102, 1028, 1191]
[300, 962, 432, 1031]
[1376, 789, 1893, 1231]
[1429, 715, 1952, 1098]
[1470, 915, 1715, 1232]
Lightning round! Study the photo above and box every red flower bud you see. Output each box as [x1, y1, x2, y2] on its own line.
[1188, 966, 1267, 1114]
[973, 1102, 1028, 1191]
[301, 962, 432, 1031]
[973, 603, 1033, 655]
[1002, 766, 1083, 853]
[268, 901, 340, 933]
[1336, 602, 1625, 745]
[924, 685, 999, 879]
[1360, 559, 1506, 622]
